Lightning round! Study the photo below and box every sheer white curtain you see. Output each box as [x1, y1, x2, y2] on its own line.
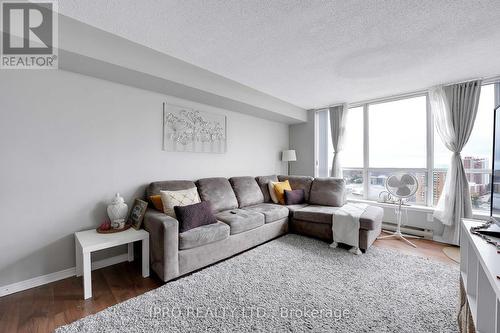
[329, 104, 348, 178]
[430, 80, 482, 245]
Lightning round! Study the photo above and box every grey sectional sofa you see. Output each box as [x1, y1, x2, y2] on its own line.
[143, 175, 383, 282]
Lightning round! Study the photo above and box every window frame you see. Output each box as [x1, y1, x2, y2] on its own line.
[350, 92, 431, 205]
[315, 82, 498, 211]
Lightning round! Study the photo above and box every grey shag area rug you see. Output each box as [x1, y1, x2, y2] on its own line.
[57, 235, 459, 333]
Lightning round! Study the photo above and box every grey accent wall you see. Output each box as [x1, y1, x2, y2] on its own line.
[0, 70, 289, 287]
[289, 111, 315, 176]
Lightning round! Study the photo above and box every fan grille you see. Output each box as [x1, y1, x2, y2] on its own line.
[385, 174, 419, 199]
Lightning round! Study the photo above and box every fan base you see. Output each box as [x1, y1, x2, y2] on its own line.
[377, 230, 419, 248]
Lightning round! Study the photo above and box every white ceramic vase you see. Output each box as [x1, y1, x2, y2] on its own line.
[107, 193, 128, 224]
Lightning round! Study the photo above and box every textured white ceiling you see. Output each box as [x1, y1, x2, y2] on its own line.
[59, 0, 500, 109]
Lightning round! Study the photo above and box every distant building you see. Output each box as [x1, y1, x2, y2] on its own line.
[370, 175, 386, 186]
[415, 173, 426, 204]
[463, 156, 490, 191]
[433, 171, 446, 205]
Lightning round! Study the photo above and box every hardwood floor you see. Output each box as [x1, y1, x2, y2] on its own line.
[373, 231, 458, 265]
[0, 262, 163, 333]
[0, 234, 457, 333]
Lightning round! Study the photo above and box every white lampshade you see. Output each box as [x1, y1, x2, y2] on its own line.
[282, 150, 297, 162]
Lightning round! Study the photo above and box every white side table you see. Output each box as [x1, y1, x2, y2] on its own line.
[75, 228, 149, 299]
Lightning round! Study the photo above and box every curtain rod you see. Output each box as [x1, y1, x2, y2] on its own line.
[310, 74, 500, 112]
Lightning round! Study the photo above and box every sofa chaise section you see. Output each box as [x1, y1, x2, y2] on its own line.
[290, 178, 383, 251]
[291, 205, 384, 251]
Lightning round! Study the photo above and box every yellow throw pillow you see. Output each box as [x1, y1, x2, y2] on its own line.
[149, 195, 164, 212]
[273, 180, 292, 205]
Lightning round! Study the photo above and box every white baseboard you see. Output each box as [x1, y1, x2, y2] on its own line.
[0, 253, 129, 297]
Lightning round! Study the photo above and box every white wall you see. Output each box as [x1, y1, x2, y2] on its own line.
[58, 15, 307, 123]
[0, 70, 289, 286]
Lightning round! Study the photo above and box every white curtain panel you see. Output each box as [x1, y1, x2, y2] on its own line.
[329, 104, 348, 178]
[429, 80, 482, 244]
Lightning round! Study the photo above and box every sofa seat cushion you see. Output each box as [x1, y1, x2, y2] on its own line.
[294, 205, 340, 224]
[179, 221, 230, 250]
[243, 203, 289, 223]
[216, 209, 265, 235]
[293, 205, 383, 231]
[285, 203, 309, 217]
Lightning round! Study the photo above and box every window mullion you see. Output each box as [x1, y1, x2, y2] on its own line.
[363, 104, 369, 200]
[426, 93, 434, 207]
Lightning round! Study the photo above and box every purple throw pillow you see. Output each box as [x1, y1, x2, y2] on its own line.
[284, 189, 305, 205]
[174, 201, 217, 233]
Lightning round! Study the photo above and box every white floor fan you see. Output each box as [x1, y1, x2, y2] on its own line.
[377, 173, 420, 248]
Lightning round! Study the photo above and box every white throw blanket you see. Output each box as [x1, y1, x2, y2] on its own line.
[330, 203, 369, 255]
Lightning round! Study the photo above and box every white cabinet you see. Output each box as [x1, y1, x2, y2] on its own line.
[461, 219, 500, 333]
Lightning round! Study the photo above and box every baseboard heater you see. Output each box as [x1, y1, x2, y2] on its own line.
[381, 222, 433, 239]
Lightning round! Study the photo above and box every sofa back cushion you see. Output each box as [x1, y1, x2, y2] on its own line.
[255, 175, 279, 202]
[146, 180, 197, 198]
[277, 175, 314, 201]
[229, 176, 264, 207]
[196, 177, 238, 212]
[309, 178, 346, 207]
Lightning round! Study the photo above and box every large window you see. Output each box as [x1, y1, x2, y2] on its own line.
[316, 82, 499, 211]
[367, 96, 428, 204]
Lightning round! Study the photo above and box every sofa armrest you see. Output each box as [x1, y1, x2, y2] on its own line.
[143, 208, 179, 281]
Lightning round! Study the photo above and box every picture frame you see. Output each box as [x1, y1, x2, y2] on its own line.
[127, 198, 148, 230]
